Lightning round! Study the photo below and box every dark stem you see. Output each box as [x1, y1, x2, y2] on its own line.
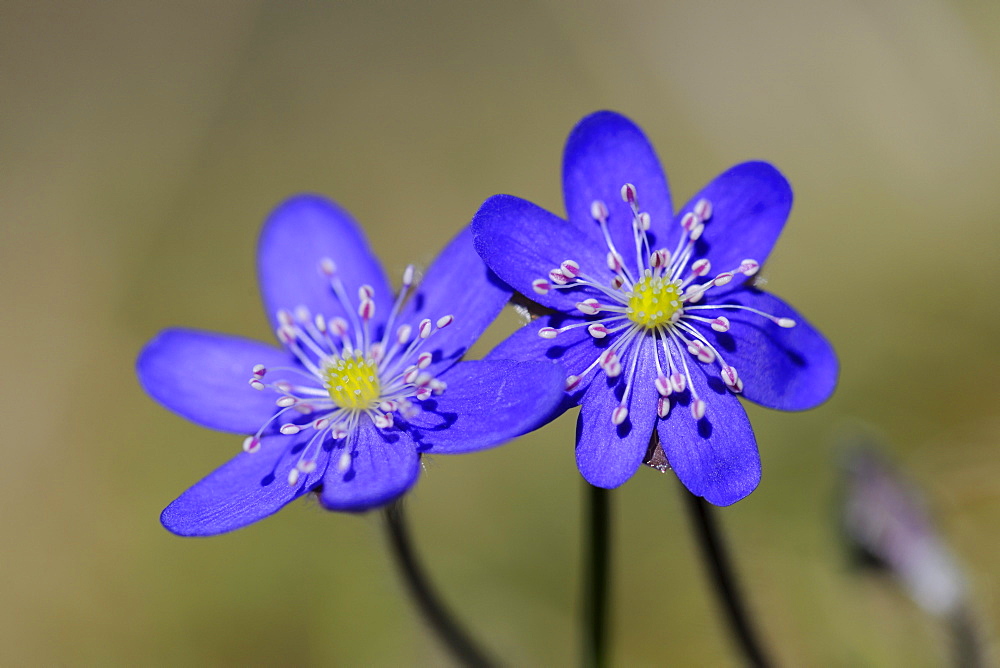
[383, 500, 497, 668]
[582, 484, 611, 668]
[948, 606, 984, 668]
[683, 491, 772, 668]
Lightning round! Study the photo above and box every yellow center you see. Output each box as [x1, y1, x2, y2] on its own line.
[626, 275, 682, 329]
[323, 354, 382, 411]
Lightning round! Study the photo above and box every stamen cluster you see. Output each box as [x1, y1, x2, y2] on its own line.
[532, 183, 795, 426]
[245, 260, 453, 485]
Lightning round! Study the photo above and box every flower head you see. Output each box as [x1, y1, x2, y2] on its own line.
[473, 111, 838, 505]
[138, 195, 565, 536]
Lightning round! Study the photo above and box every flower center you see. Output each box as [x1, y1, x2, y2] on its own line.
[323, 354, 381, 411]
[625, 274, 682, 329]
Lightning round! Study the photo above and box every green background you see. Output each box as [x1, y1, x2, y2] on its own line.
[2, 1, 998, 664]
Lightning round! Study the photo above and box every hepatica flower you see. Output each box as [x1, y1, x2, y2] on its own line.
[138, 195, 564, 536]
[473, 111, 837, 505]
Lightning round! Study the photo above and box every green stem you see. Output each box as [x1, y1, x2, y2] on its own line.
[383, 500, 497, 668]
[683, 491, 772, 668]
[583, 484, 611, 668]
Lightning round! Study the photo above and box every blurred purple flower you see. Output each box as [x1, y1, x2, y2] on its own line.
[473, 111, 838, 505]
[138, 195, 565, 536]
[842, 446, 966, 617]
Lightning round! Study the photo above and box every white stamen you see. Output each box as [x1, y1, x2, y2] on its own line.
[670, 373, 686, 394]
[740, 259, 760, 276]
[417, 352, 433, 368]
[276, 396, 297, 408]
[242, 436, 261, 453]
[565, 375, 582, 391]
[402, 264, 416, 286]
[621, 183, 637, 204]
[337, 450, 351, 472]
[693, 198, 712, 221]
[358, 285, 374, 300]
[396, 324, 412, 344]
[549, 268, 570, 285]
[591, 199, 609, 222]
[252, 364, 266, 377]
[711, 317, 731, 332]
[358, 299, 375, 321]
[560, 260, 581, 277]
[287, 468, 300, 486]
[588, 323, 609, 339]
[611, 405, 629, 425]
[777, 318, 796, 328]
[374, 413, 394, 429]
[680, 212, 699, 231]
[690, 399, 706, 420]
[657, 397, 671, 418]
[319, 257, 336, 276]
[539, 327, 558, 339]
[576, 299, 601, 316]
[655, 375, 672, 397]
[297, 460, 317, 474]
[280, 424, 301, 435]
[249, 379, 265, 391]
[722, 366, 740, 390]
[692, 259, 711, 277]
[607, 251, 623, 272]
[436, 315, 454, 329]
[532, 278, 551, 295]
[713, 272, 734, 287]
[418, 319, 433, 338]
[636, 212, 651, 231]
[329, 317, 349, 337]
[599, 350, 622, 377]
[689, 222, 705, 241]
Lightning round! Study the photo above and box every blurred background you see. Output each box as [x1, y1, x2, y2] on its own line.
[2, 0, 999, 664]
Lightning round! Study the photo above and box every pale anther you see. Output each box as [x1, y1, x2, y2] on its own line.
[280, 424, 301, 435]
[693, 198, 713, 221]
[621, 183, 637, 204]
[657, 397, 671, 418]
[611, 405, 629, 425]
[560, 260, 581, 277]
[590, 199, 609, 222]
[588, 323, 609, 339]
[532, 279, 551, 295]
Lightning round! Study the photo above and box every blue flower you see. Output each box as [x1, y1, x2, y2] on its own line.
[472, 111, 838, 505]
[138, 194, 565, 536]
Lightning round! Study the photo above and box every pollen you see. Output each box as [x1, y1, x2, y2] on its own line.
[322, 354, 381, 411]
[625, 274, 682, 329]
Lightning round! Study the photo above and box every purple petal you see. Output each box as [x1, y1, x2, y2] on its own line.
[575, 340, 659, 488]
[137, 328, 290, 434]
[406, 359, 566, 454]
[485, 314, 605, 400]
[691, 288, 837, 410]
[257, 194, 392, 332]
[161, 433, 329, 536]
[656, 368, 760, 506]
[563, 111, 674, 259]
[676, 162, 792, 278]
[319, 422, 420, 512]
[398, 226, 511, 376]
[472, 194, 608, 313]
